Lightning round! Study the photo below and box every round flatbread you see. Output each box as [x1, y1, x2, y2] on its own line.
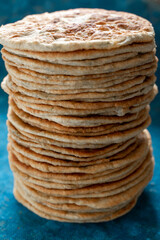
[0, 9, 154, 52]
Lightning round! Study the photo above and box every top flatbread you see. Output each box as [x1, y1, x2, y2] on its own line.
[0, 9, 154, 52]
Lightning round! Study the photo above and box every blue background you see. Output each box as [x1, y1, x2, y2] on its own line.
[0, 0, 160, 239]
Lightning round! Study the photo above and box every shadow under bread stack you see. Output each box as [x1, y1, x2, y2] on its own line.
[0, 9, 158, 222]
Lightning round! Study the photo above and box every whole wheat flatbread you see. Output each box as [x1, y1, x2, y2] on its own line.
[13, 153, 153, 207]
[5, 60, 157, 86]
[5, 48, 140, 66]
[10, 98, 149, 130]
[5, 40, 155, 61]
[0, 9, 154, 52]
[10, 73, 156, 95]
[10, 99, 149, 136]
[2, 49, 155, 75]
[9, 149, 151, 185]
[14, 187, 138, 222]
[13, 144, 152, 197]
[3, 74, 157, 103]
[7, 107, 151, 147]
[8, 121, 138, 161]
[8, 131, 150, 174]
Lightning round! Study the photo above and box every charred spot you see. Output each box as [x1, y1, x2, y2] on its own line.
[52, 18, 60, 23]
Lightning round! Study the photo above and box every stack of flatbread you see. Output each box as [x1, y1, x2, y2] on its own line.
[0, 9, 158, 222]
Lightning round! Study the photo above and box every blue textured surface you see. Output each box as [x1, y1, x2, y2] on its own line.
[0, 0, 160, 239]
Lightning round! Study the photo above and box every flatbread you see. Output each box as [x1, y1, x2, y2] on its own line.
[5, 48, 140, 66]
[14, 187, 138, 222]
[10, 73, 156, 95]
[10, 98, 149, 130]
[3, 74, 157, 103]
[10, 99, 149, 136]
[9, 150, 151, 185]
[7, 108, 151, 146]
[2, 50, 155, 75]
[8, 122, 138, 160]
[10, 73, 148, 92]
[8, 131, 150, 174]
[0, 9, 154, 52]
[13, 145, 152, 197]
[5, 60, 157, 85]
[13, 154, 153, 207]
[5, 40, 155, 61]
